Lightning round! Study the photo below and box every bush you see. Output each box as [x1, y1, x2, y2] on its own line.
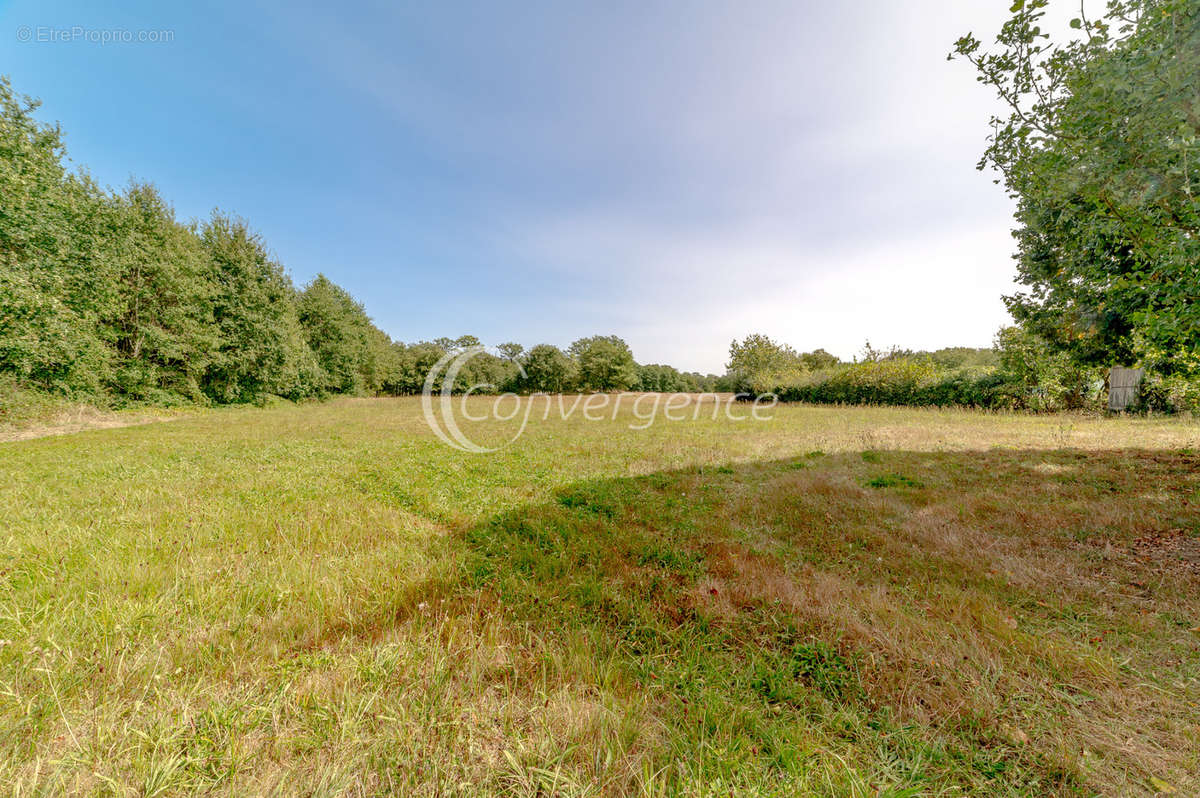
[770, 355, 1104, 412]
[0, 375, 71, 426]
[763, 355, 1200, 415]
[774, 358, 1021, 410]
[1138, 374, 1200, 415]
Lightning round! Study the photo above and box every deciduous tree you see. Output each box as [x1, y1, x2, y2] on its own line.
[569, 335, 638, 392]
[953, 0, 1200, 375]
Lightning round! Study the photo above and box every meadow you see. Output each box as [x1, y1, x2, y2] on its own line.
[1, 397, 1198, 796]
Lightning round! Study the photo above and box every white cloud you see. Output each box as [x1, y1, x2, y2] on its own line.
[508, 210, 1017, 371]
[268, 1, 1035, 371]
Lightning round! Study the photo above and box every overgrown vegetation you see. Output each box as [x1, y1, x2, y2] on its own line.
[1, 399, 1196, 794]
[726, 332, 1200, 413]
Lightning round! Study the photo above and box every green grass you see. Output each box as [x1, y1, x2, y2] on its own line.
[0, 397, 1198, 795]
[863, 473, 924, 489]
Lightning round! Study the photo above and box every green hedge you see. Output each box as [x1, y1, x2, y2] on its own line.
[769, 359, 1200, 414]
[773, 360, 1023, 409]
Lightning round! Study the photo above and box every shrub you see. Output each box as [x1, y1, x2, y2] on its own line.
[1138, 374, 1200, 415]
[775, 358, 1019, 409]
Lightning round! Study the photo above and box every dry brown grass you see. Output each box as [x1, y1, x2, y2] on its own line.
[1, 397, 1197, 795]
[664, 450, 1199, 794]
[0, 403, 193, 442]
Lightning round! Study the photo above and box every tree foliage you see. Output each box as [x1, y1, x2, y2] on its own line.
[726, 335, 806, 394]
[497, 342, 524, 362]
[297, 275, 376, 395]
[569, 335, 639, 392]
[0, 76, 383, 405]
[107, 183, 217, 402]
[522, 344, 577, 393]
[200, 214, 315, 402]
[0, 77, 115, 395]
[953, 0, 1200, 375]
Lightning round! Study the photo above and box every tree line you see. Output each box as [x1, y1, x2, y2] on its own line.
[377, 335, 723, 396]
[724, 327, 1197, 413]
[8, 0, 1199, 420]
[0, 77, 723, 406]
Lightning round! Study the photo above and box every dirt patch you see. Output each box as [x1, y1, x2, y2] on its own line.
[0, 407, 185, 443]
[1028, 461, 1077, 474]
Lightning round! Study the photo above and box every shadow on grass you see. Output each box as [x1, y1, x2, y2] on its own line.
[449, 447, 1199, 795]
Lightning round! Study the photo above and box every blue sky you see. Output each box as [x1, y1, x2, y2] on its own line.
[2, 1, 1021, 373]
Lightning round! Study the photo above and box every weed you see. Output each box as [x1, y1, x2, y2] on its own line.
[865, 473, 924, 489]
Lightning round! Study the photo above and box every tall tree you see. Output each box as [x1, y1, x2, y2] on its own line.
[726, 334, 805, 394]
[403, 340, 452, 393]
[523, 344, 577, 393]
[106, 183, 217, 401]
[200, 213, 316, 402]
[569, 335, 638, 392]
[953, 0, 1200, 375]
[0, 77, 117, 394]
[497, 342, 525, 362]
[296, 274, 375, 395]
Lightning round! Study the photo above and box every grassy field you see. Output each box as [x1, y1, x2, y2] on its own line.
[1, 397, 1198, 796]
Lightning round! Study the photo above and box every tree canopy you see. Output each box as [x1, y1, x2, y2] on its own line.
[568, 335, 639, 392]
[953, 0, 1200, 375]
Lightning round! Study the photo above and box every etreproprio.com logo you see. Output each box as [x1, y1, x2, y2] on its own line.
[421, 347, 778, 453]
